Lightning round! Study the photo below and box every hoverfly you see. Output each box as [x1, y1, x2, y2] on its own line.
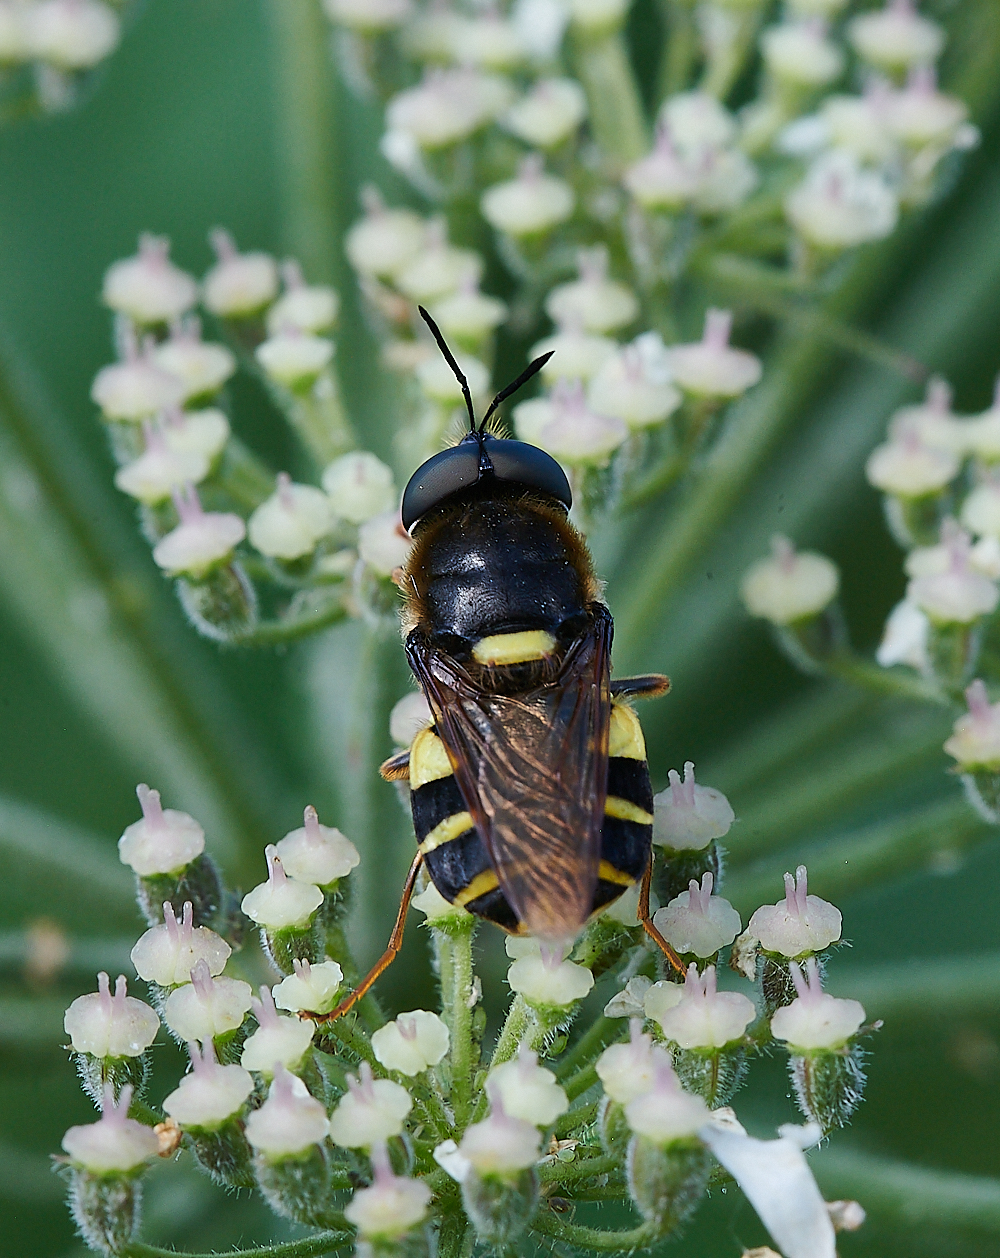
[319, 309, 682, 1022]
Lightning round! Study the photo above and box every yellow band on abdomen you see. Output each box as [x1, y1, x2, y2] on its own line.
[454, 869, 500, 906]
[605, 796, 654, 825]
[598, 861, 635, 887]
[472, 629, 556, 667]
[419, 811, 474, 855]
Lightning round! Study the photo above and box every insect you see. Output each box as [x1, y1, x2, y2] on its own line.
[317, 308, 682, 1022]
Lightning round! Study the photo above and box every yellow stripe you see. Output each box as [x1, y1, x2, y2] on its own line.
[609, 703, 646, 760]
[598, 861, 634, 887]
[472, 629, 556, 667]
[418, 811, 474, 855]
[410, 728, 453, 789]
[454, 870, 500, 906]
[605, 796, 654, 825]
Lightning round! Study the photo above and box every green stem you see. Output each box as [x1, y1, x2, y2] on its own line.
[557, 1015, 622, 1082]
[233, 600, 347, 647]
[539, 1151, 620, 1184]
[124, 1232, 352, 1258]
[571, 30, 648, 165]
[214, 437, 276, 511]
[489, 996, 536, 1070]
[263, 374, 354, 472]
[530, 1212, 657, 1251]
[822, 652, 948, 706]
[554, 1098, 600, 1135]
[437, 922, 476, 1129]
[699, 3, 764, 100]
[658, 0, 699, 101]
[562, 1065, 599, 1104]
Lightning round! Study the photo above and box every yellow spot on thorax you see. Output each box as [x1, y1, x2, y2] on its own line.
[472, 629, 557, 667]
[609, 702, 646, 760]
[410, 728, 453, 789]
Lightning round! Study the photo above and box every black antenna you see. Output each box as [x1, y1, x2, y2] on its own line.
[418, 305, 476, 433]
[479, 351, 553, 432]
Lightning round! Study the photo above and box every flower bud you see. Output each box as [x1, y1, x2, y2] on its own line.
[411, 879, 470, 924]
[372, 1009, 450, 1076]
[163, 959, 253, 1043]
[760, 20, 844, 87]
[345, 190, 425, 280]
[328, 1061, 412, 1147]
[866, 429, 959, 497]
[65, 972, 159, 1059]
[387, 68, 513, 150]
[604, 975, 653, 1019]
[623, 128, 701, 210]
[114, 428, 210, 506]
[248, 474, 334, 561]
[344, 1142, 430, 1239]
[907, 529, 999, 623]
[875, 599, 930, 670]
[389, 691, 431, 747]
[240, 985, 315, 1076]
[415, 349, 490, 405]
[741, 535, 839, 625]
[256, 330, 334, 390]
[323, 0, 412, 32]
[502, 76, 586, 148]
[245, 1065, 329, 1160]
[272, 958, 344, 1015]
[153, 321, 236, 403]
[786, 151, 899, 250]
[458, 1096, 540, 1245]
[480, 156, 574, 238]
[163, 1041, 254, 1131]
[393, 219, 483, 302]
[944, 680, 1000, 770]
[516, 380, 627, 467]
[131, 901, 231, 988]
[651, 872, 741, 958]
[162, 407, 230, 463]
[643, 979, 683, 1024]
[748, 866, 842, 958]
[587, 333, 681, 429]
[203, 229, 279, 318]
[653, 762, 734, 851]
[266, 262, 339, 335]
[428, 280, 507, 347]
[358, 510, 412, 576]
[459, 1087, 541, 1177]
[63, 1084, 159, 1174]
[152, 486, 246, 579]
[664, 309, 761, 398]
[488, 1045, 568, 1125]
[887, 375, 965, 454]
[321, 451, 397, 524]
[505, 936, 594, 1010]
[27, 0, 119, 70]
[275, 807, 360, 892]
[770, 959, 864, 1051]
[241, 846, 323, 931]
[102, 234, 197, 326]
[692, 147, 760, 216]
[118, 784, 205, 878]
[91, 340, 186, 424]
[596, 1020, 671, 1104]
[545, 247, 638, 335]
[848, 0, 944, 72]
[649, 963, 755, 1051]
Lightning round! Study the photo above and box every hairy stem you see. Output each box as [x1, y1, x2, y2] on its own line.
[530, 1212, 658, 1251]
[437, 922, 477, 1129]
[124, 1232, 352, 1258]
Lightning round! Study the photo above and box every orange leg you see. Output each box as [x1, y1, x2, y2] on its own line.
[638, 855, 686, 976]
[310, 852, 424, 1024]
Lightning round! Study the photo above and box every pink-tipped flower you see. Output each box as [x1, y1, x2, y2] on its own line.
[344, 1141, 431, 1238]
[487, 1044, 568, 1126]
[481, 154, 574, 238]
[372, 1010, 450, 1077]
[162, 1040, 253, 1131]
[502, 76, 587, 150]
[266, 261, 339, 336]
[272, 957, 344, 1015]
[596, 1019, 672, 1105]
[389, 691, 432, 748]
[91, 331, 186, 423]
[760, 18, 844, 87]
[162, 406, 230, 464]
[648, 964, 756, 1049]
[152, 485, 246, 579]
[748, 866, 842, 958]
[245, 1064, 330, 1160]
[153, 318, 235, 402]
[327, 1061, 413, 1147]
[64, 972, 159, 1058]
[102, 234, 197, 326]
[255, 327, 334, 390]
[392, 217, 483, 303]
[240, 985, 315, 1077]
[786, 151, 899, 251]
[770, 958, 866, 1050]
[505, 935, 594, 1008]
[162, 958, 253, 1043]
[322, 450, 397, 524]
[887, 376, 965, 454]
[130, 901, 231, 988]
[587, 333, 682, 430]
[62, 1084, 159, 1174]
[203, 229, 279, 318]
[944, 680, 1000, 770]
[344, 187, 425, 280]
[458, 1084, 542, 1178]
[545, 245, 638, 335]
[848, 0, 945, 72]
[241, 845, 323, 931]
[117, 783, 205, 877]
[742, 535, 840, 625]
[248, 473, 334, 560]
[664, 309, 762, 399]
[114, 422, 210, 506]
[623, 1060, 711, 1146]
[275, 805, 360, 887]
[652, 872, 742, 958]
[358, 510, 413, 576]
[623, 126, 702, 210]
[653, 762, 734, 851]
[906, 528, 999, 624]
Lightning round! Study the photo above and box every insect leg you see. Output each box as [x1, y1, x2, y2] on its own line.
[309, 851, 424, 1024]
[638, 855, 686, 976]
[610, 674, 671, 700]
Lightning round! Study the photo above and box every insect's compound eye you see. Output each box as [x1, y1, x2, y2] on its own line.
[401, 435, 572, 532]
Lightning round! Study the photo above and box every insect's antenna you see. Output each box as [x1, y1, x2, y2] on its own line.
[479, 351, 554, 432]
[417, 305, 477, 433]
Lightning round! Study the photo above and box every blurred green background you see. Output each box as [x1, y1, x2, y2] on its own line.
[1, 1, 1000, 1254]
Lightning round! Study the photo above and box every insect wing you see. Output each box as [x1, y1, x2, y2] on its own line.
[406, 609, 612, 940]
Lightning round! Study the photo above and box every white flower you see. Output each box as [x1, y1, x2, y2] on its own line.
[741, 535, 839, 625]
[449, 13, 528, 69]
[372, 1010, 450, 1076]
[429, 281, 508, 346]
[546, 247, 638, 335]
[162, 959, 253, 1043]
[488, 1045, 568, 1125]
[652, 872, 741, 958]
[162, 1041, 253, 1131]
[481, 156, 574, 237]
[875, 599, 931, 670]
[248, 474, 334, 561]
[596, 1020, 671, 1104]
[587, 333, 681, 429]
[240, 985, 315, 1076]
[322, 451, 397, 524]
[643, 978, 685, 1025]
[786, 150, 899, 250]
[506, 935, 595, 1007]
[415, 350, 490, 405]
[623, 129, 702, 210]
[433, 1138, 473, 1183]
[819, 90, 897, 165]
[960, 478, 1000, 539]
[102, 234, 197, 325]
[27, 0, 119, 70]
[345, 190, 425, 279]
[603, 975, 653, 1019]
[64, 972, 159, 1058]
[272, 958, 344, 1015]
[152, 486, 246, 579]
[411, 880, 470, 923]
[692, 147, 759, 215]
[458, 1086, 541, 1177]
[344, 1142, 431, 1238]
[886, 67, 970, 149]
[516, 381, 627, 467]
[393, 220, 483, 302]
[153, 323, 235, 402]
[275, 805, 360, 887]
[322, 0, 411, 32]
[962, 377, 1000, 461]
[511, 0, 569, 61]
[653, 762, 734, 851]
[887, 375, 965, 454]
[256, 330, 334, 389]
[664, 309, 761, 398]
[91, 344, 186, 423]
[203, 229, 279, 317]
[650, 964, 756, 1049]
[114, 429, 209, 505]
[328, 1061, 412, 1147]
[131, 901, 231, 988]
[241, 845, 323, 931]
[848, 0, 944, 72]
[761, 20, 844, 87]
[118, 783, 205, 877]
[245, 1065, 330, 1160]
[748, 866, 842, 957]
[502, 77, 586, 149]
[700, 1119, 835, 1258]
[387, 68, 513, 150]
[866, 431, 959, 497]
[162, 407, 230, 464]
[660, 90, 736, 152]
[389, 691, 431, 747]
[603, 880, 641, 926]
[266, 262, 339, 335]
[623, 1060, 711, 1145]
[944, 679, 1000, 769]
[358, 510, 412, 576]
[771, 958, 865, 1050]
[907, 529, 999, 624]
[62, 1085, 159, 1175]
[528, 326, 617, 383]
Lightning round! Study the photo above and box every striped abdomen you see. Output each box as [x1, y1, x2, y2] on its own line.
[408, 701, 653, 933]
